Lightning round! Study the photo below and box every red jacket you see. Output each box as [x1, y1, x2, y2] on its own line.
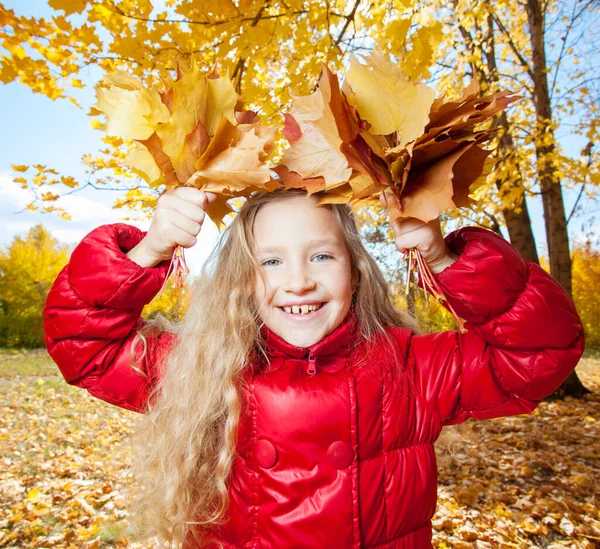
[43, 223, 584, 549]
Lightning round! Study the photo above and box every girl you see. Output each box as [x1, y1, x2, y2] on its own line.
[43, 187, 584, 549]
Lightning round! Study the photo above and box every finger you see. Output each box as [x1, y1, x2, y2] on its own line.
[173, 186, 213, 207]
[165, 225, 197, 249]
[204, 191, 219, 204]
[390, 217, 426, 239]
[171, 199, 207, 224]
[169, 211, 202, 237]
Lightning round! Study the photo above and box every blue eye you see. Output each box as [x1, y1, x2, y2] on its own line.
[313, 254, 332, 262]
[261, 259, 281, 267]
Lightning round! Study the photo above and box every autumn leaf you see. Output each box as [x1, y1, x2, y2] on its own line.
[191, 125, 275, 193]
[47, 0, 87, 16]
[125, 142, 164, 184]
[278, 59, 518, 228]
[279, 75, 352, 187]
[344, 50, 435, 146]
[398, 143, 476, 222]
[93, 76, 170, 141]
[93, 59, 278, 229]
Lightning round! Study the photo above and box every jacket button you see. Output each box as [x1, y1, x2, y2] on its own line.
[327, 441, 354, 469]
[253, 439, 277, 469]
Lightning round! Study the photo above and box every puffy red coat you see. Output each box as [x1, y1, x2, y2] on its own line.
[43, 223, 584, 549]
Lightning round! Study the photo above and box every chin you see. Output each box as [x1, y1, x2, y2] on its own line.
[282, 330, 323, 348]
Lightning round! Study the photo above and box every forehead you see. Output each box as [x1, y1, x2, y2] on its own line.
[253, 195, 346, 250]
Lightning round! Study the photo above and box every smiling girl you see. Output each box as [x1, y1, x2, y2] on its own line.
[43, 187, 584, 549]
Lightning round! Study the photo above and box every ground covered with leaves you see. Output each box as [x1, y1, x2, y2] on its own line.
[0, 349, 598, 548]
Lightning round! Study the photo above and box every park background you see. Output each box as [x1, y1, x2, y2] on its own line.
[0, 0, 599, 547]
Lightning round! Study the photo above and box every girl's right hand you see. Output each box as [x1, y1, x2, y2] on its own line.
[127, 188, 218, 268]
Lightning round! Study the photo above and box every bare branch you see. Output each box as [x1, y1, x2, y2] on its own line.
[108, 0, 321, 27]
[334, 0, 362, 48]
[567, 141, 595, 225]
[491, 14, 535, 81]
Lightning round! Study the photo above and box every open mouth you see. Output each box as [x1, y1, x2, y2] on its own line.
[279, 303, 325, 316]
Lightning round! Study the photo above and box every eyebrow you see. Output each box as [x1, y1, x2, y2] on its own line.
[258, 239, 343, 255]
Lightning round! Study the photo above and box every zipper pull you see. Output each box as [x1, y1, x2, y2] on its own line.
[307, 354, 317, 375]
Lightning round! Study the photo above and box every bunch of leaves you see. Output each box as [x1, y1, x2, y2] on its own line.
[91, 58, 279, 229]
[276, 50, 519, 225]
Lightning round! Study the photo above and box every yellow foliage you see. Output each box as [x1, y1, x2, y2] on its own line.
[571, 245, 600, 348]
[142, 275, 191, 321]
[0, 225, 69, 347]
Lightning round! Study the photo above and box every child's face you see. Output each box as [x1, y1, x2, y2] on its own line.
[253, 195, 354, 348]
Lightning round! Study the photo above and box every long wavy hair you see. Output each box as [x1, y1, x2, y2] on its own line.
[130, 188, 418, 547]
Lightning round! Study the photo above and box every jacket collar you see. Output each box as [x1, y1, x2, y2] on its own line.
[261, 310, 358, 359]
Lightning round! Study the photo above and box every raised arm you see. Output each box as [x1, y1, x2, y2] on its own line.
[43, 188, 218, 412]
[43, 223, 174, 412]
[402, 227, 585, 425]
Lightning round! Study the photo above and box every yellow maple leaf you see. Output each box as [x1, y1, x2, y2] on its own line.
[157, 61, 237, 160]
[280, 78, 352, 187]
[11, 164, 29, 172]
[126, 142, 163, 184]
[48, 0, 88, 16]
[344, 50, 435, 146]
[191, 127, 274, 193]
[93, 75, 170, 141]
[27, 488, 41, 502]
[205, 70, 238, 136]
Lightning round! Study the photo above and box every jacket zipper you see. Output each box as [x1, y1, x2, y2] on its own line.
[307, 354, 317, 375]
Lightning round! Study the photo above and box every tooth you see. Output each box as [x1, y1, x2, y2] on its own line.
[284, 306, 292, 314]
[292, 305, 300, 314]
[300, 305, 309, 314]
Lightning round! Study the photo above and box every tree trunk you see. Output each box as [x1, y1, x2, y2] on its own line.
[463, 12, 540, 264]
[525, 0, 588, 397]
[492, 111, 539, 264]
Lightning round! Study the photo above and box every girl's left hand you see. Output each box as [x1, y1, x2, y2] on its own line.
[380, 193, 458, 274]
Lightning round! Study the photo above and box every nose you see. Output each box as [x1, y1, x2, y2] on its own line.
[284, 265, 316, 294]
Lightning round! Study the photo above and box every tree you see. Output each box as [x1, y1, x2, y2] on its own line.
[571, 244, 600, 349]
[1, 0, 597, 393]
[0, 225, 69, 347]
[418, 0, 600, 396]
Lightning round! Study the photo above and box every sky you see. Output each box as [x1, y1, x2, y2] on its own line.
[0, 0, 220, 274]
[0, 1, 595, 275]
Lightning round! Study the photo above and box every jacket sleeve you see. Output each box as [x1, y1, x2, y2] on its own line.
[42, 223, 176, 413]
[404, 227, 585, 426]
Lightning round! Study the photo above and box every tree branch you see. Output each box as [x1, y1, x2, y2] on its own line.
[491, 14, 535, 81]
[108, 0, 332, 27]
[334, 0, 362, 47]
[567, 141, 595, 225]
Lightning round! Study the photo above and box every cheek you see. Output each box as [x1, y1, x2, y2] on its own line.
[254, 273, 275, 308]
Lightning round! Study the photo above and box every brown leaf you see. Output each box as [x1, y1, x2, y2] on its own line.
[172, 120, 211, 184]
[397, 143, 475, 222]
[138, 133, 178, 187]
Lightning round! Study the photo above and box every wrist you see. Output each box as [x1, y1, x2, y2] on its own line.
[126, 239, 168, 268]
[427, 248, 459, 274]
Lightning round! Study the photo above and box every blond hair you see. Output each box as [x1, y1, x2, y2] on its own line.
[130, 189, 418, 546]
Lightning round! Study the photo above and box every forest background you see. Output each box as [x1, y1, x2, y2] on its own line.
[0, 1, 599, 547]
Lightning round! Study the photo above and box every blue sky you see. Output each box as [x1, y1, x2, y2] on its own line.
[0, 0, 594, 274]
[0, 0, 219, 273]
